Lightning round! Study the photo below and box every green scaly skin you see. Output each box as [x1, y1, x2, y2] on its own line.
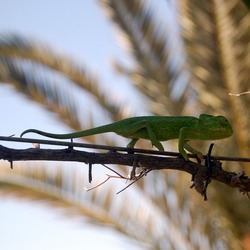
[21, 114, 233, 160]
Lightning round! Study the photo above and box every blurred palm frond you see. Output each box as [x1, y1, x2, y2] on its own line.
[0, 33, 126, 131]
[178, 0, 250, 163]
[100, 0, 189, 115]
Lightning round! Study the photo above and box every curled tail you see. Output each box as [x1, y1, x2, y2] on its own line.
[20, 123, 119, 139]
[20, 129, 73, 139]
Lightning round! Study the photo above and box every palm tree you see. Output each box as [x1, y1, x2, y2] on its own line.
[0, 0, 249, 249]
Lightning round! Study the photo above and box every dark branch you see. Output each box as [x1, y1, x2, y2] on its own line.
[0, 144, 249, 199]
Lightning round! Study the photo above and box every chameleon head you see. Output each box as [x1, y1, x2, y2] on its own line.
[206, 115, 233, 138]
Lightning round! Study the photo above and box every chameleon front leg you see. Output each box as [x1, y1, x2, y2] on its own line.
[179, 127, 204, 161]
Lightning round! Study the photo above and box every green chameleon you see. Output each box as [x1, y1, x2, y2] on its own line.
[21, 114, 233, 161]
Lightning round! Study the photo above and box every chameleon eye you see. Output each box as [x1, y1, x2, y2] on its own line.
[218, 116, 228, 122]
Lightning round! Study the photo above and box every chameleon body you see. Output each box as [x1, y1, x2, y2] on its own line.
[21, 114, 233, 160]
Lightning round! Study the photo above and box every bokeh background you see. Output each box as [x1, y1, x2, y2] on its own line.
[0, 0, 250, 249]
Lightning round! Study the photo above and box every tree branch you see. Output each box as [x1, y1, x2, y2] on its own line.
[0, 144, 249, 199]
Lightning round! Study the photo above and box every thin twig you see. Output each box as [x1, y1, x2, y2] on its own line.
[84, 175, 112, 191]
[117, 169, 151, 194]
[229, 91, 250, 96]
[102, 164, 126, 178]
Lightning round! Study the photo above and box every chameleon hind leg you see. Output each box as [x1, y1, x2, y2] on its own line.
[122, 120, 164, 180]
[119, 120, 164, 151]
[127, 138, 139, 148]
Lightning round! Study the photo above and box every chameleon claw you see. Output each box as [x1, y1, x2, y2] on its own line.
[178, 154, 188, 161]
[195, 153, 203, 164]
